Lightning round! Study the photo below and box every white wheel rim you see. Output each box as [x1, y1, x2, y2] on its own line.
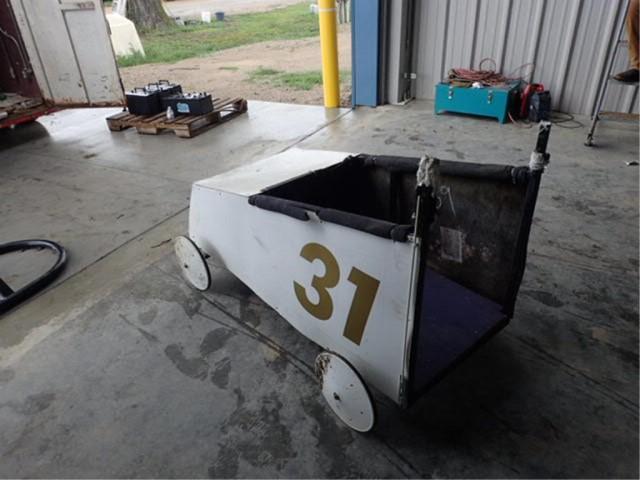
[174, 236, 210, 291]
[315, 352, 375, 432]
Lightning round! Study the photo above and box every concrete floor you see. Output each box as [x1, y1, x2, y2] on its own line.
[0, 100, 637, 478]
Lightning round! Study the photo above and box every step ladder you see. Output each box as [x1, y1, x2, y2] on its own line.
[585, 0, 639, 147]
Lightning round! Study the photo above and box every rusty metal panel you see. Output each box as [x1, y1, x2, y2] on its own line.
[411, 0, 638, 115]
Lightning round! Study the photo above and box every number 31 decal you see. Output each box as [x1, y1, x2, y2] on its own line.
[293, 242, 380, 345]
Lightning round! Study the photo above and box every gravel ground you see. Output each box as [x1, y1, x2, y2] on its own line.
[119, 26, 352, 106]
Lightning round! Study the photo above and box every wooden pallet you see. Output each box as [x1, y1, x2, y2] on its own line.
[106, 97, 248, 138]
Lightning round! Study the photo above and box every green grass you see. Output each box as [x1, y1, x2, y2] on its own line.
[248, 68, 350, 91]
[278, 71, 323, 90]
[119, 52, 146, 67]
[118, 3, 319, 67]
[250, 67, 281, 78]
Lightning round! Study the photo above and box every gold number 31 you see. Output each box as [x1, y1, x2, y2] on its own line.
[293, 242, 380, 345]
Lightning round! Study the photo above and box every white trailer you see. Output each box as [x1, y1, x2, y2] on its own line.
[0, 0, 123, 128]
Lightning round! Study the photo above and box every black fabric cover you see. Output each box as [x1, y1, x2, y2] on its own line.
[424, 172, 528, 305]
[248, 152, 536, 306]
[249, 155, 421, 241]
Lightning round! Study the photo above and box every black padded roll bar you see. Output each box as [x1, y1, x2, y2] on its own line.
[503, 121, 551, 315]
[353, 154, 532, 184]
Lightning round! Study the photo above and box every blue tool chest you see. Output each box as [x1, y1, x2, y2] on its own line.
[434, 82, 519, 123]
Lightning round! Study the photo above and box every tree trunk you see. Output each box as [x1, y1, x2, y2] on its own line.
[126, 0, 173, 31]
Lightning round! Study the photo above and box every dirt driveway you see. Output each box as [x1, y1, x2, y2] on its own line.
[119, 26, 352, 106]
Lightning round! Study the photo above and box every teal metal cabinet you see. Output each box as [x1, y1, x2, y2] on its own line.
[435, 83, 519, 123]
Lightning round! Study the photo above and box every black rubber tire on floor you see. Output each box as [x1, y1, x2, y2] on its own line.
[0, 239, 67, 315]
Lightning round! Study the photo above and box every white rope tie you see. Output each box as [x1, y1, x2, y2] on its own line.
[529, 151, 549, 171]
[417, 155, 436, 187]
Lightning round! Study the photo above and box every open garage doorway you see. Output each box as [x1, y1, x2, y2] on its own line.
[108, 0, 352, 107]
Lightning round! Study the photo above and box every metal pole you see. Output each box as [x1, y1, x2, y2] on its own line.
[585, 0, 629, 146]
[319, 0, 340, 108]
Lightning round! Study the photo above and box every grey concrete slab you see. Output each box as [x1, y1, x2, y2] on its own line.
[0, 212, 188, 352]
[0, 149, 189, 282]
[0, 248, 63, 293]
[0, 100, 638, 478]
[0, 256, 407, 478]
[0, 101, 348, 283]
[6, 102, 349, 184]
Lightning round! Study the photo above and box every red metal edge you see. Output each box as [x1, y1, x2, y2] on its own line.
[0, 106, 58, 129]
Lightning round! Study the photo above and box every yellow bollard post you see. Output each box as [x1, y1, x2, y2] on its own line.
[318, 0, 340, 108]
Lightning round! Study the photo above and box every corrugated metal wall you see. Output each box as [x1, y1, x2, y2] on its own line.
[412, 0, 639, 115]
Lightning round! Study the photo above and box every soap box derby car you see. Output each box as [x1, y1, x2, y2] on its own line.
[175, 123, 552, 432]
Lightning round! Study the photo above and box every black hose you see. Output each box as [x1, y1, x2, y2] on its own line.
[0, 239, 67, 315]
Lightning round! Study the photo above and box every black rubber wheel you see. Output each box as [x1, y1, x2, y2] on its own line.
[0, 239, 67, 315]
